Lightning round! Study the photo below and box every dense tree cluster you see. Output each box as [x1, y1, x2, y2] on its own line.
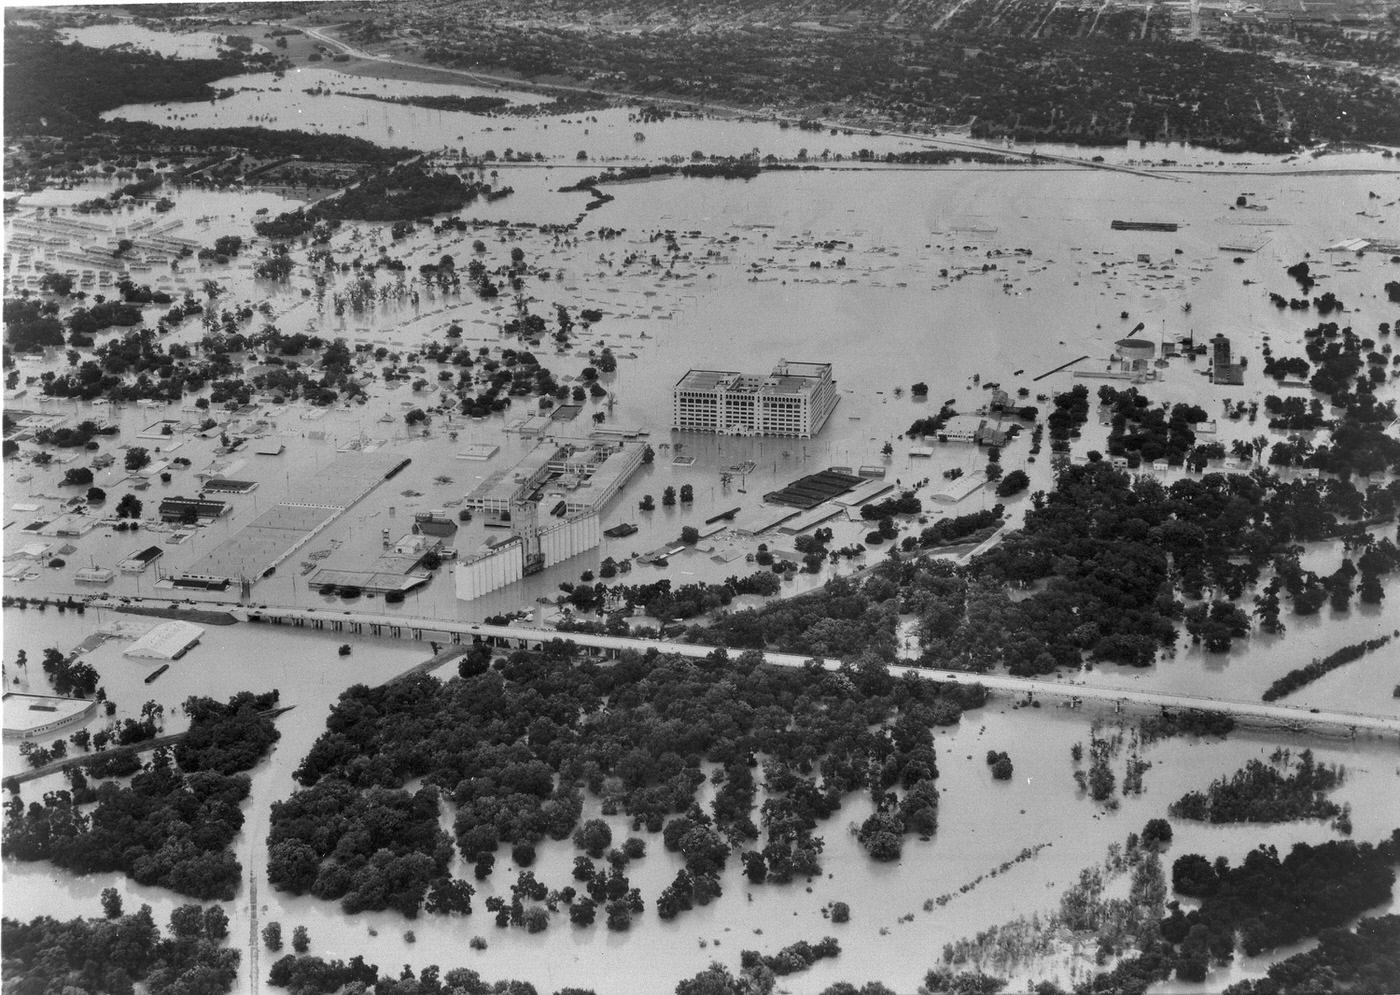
[561, 570, 782, 621]
[1, 901, 239, 995]
[268, 780, 454, 917]
[3, 692, 281, 900]
[1168, 749, 1345, 824]
[174, 690, 281, 773]
[916, 507, 1004, 549]
[1262, 633, 1396, 702]
[4, 297, 65, 351]
[37, 645, 99, 697]
[266, 955, 584, 995]
[1221, 914, 1400, 995]
[3, 25, 261, 136]
[683, 575, 900, 658]
[1047, 385, 1090, 449]
[860, 491, 922, 520]
[271, 646, 984, 922]
[1165, 834, 1399, 967]
[740, 936, 841, 976]
[877, 454, 1395, 675]
[1097, 386, 1207, 468]
[256, 166, 510, 240]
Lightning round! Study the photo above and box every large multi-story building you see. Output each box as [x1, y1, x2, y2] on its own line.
[672, 360, 838, 438]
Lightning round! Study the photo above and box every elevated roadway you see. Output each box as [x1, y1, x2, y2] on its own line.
[301, 25, 1173, 181]
[239, 604, 1400, 741]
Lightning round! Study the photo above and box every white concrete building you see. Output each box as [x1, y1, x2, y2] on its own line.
[672, 360, 838, 438]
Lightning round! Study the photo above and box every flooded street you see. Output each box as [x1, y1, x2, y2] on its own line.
[5, 34, 1400, 995]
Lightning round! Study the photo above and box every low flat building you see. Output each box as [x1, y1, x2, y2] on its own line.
[118, 545, 163, 573]
[673, 360, 838, 438]
[3, 692, 99, 741]
[159, 496, 231, 523]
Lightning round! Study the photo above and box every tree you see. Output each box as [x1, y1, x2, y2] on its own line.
[1142, 818, 1173, 848]
[570, 897, 597, 926]
[991, 755, 1014, 780]
[40, 272, 75, 296]
[86, 486, 107, 504]
[101, 887, 123, 919]
[204, 905, 230, 941]
[663, 486, 677, 507]
[292, 924, 310, 953]
[681, 526, 700, 545]
[169, 905, 205, 939]
[574, 819, 612, 858]
[262, 921, 283, 952]
[995, 469, 1029, 497]
[61, 466, 94, 486]
[831, 901, 850, 923]
[116, 493, 143, 519]
[124, 447, 150, 472]
[680, 484, 694, 503]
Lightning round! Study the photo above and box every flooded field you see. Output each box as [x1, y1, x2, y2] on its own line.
[63, 22, 270, 59]
[6, 38, 1400, 995]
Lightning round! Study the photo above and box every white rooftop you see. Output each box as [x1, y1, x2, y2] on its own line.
[122, 620, 205, 660]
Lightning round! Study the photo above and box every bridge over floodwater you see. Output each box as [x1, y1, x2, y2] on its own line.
[238, 604, 1400, 743]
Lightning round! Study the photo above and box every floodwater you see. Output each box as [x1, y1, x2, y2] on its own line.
[3, 608, 1397, 995]
[101, 62, 1400, 175]
[8, 159, 1398, 707]
[62, 23, 270, 60]
[7, 44, 1400, 995]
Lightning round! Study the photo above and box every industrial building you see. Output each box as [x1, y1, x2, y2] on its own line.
[158, 496, 232, 523]
[672, 360, 838, 438]
[463, 439, 648, 522]
[1211, 334, 1245, 385]
[455, 438, 643, 601]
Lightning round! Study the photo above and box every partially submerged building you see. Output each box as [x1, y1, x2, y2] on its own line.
[1211, 334, 1245, 385]
[158, 496, 232, 523]
[673, 360, 838, 438]
[456, 438, 644, 600]
[3, 692, 99, 741]
[122, 620, 204, 660]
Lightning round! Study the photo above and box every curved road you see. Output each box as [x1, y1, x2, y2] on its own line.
[300, 25, 1173, 181]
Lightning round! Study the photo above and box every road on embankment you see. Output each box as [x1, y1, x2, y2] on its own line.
[241, 604, 1400, 741]
[300, 25, 1173, 181]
